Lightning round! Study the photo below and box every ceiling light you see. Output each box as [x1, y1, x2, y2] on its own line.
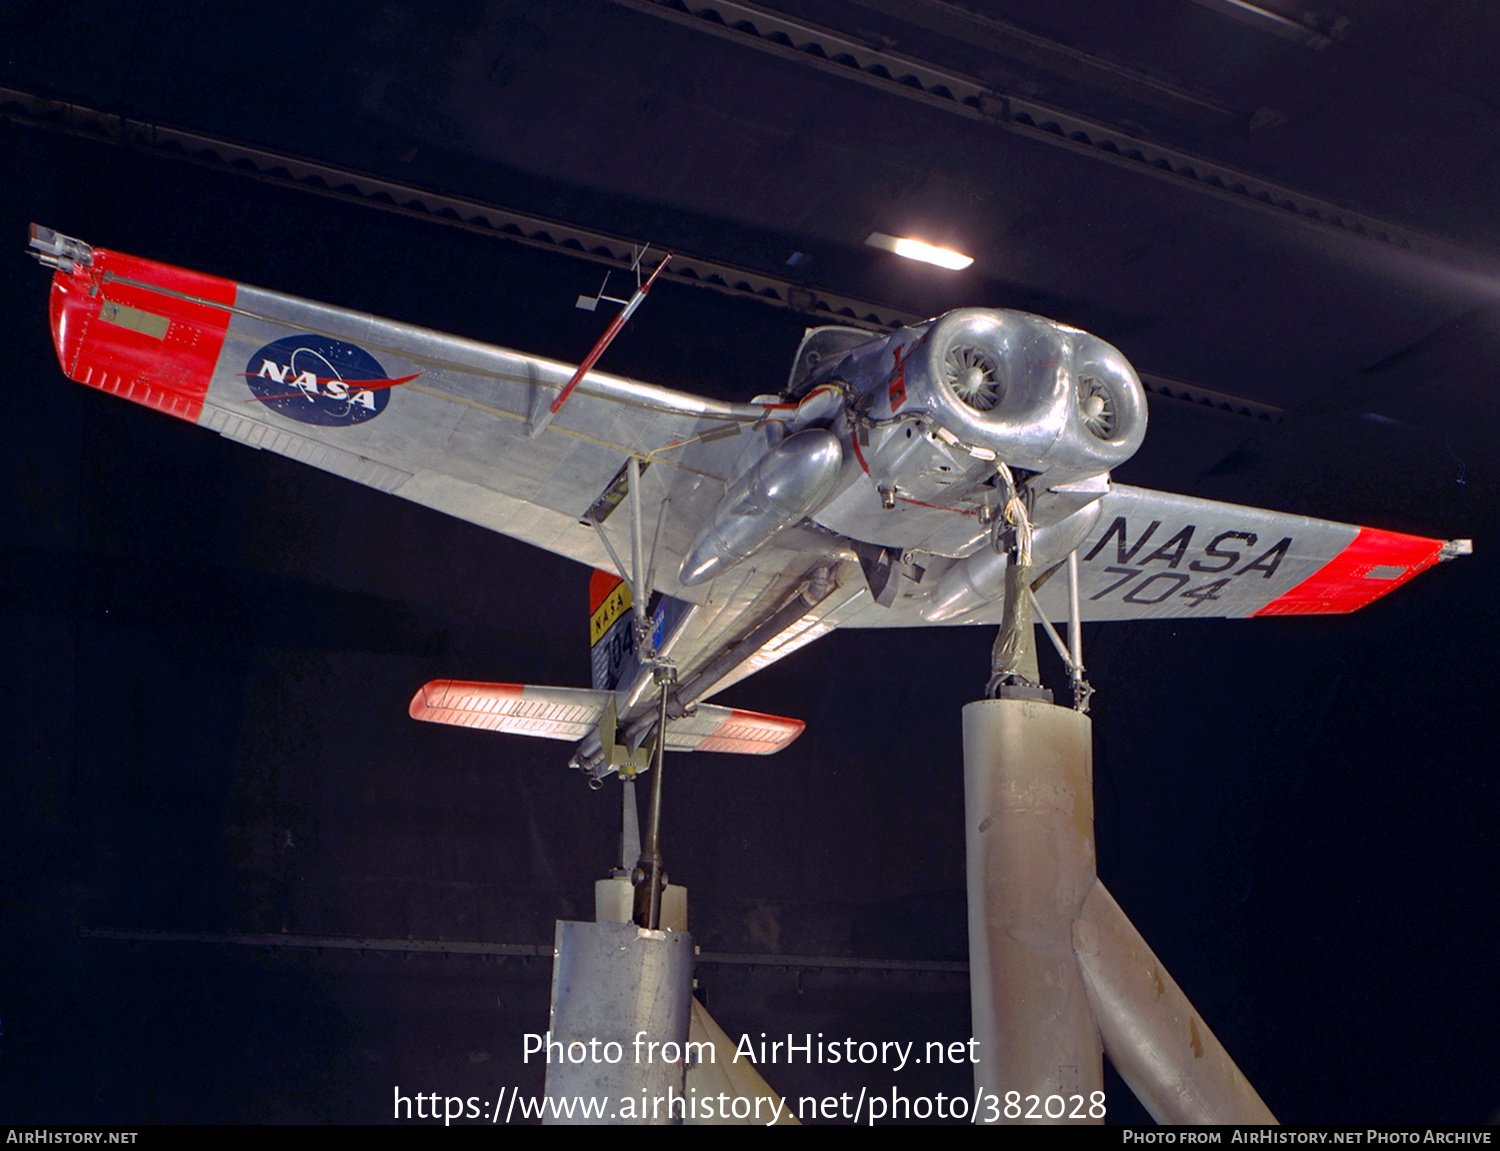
[866, 232, 974, 271]
[1183, 0, 1337, 48]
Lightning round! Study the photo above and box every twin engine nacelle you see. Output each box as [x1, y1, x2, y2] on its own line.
[676, 309, 1148, 589]
[865, 309, 1147, 490]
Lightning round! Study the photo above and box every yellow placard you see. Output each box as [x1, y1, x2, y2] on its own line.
[589, 581, 632, 646]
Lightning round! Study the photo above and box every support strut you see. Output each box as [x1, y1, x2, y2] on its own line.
[633, 670, 674, 929]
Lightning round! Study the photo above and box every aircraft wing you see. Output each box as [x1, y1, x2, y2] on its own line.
[831, 484, 1467, 630]
[1050, 486, 1460, 621]
[33, 227, 865, 711]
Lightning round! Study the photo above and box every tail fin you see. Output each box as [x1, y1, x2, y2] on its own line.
[589, 570, 634, 691]
[588, 569, 696, 697]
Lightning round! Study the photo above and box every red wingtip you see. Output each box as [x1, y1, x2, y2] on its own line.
[696, 709, 807, 754]
[47, 248, 236, 423]
[1253, 526, 1446, 616]
[409, 679, 526, 721]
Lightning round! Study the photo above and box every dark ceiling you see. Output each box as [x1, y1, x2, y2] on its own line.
[2, 0, 1497, 1126]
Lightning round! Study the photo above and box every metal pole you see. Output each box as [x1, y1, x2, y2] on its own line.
[1067, 549, 1083, 674]
[549, 255, 671, 418]
[621, 778, 640, 873]
[988, 562, 1040, 692]
[633, 678, 671, 929]
[627, 455, 648, 623]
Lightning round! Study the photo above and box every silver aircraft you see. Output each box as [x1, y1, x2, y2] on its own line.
[28, 225, 1469, 779]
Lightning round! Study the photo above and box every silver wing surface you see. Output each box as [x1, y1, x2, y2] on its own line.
[35, 229, 867, 711]
[835, 485, 1463, 629]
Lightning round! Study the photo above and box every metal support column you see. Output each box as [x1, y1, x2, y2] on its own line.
[546, 674, 694, 1125]
[1074, 882, 1276, 1125]
[963, 696, 1103, 1123]
[543, 918, 695, 1125]
[965, 545, 1274, 1125]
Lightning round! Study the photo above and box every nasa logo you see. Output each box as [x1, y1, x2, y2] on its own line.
[242, 335, 418, 427]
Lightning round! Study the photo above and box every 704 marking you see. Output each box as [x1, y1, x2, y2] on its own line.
[1091, 567, 1231, 608]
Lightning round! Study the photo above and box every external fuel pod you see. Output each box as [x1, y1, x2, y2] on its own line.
[678, 428, 843, 586]
[924, 493, 1106, 622]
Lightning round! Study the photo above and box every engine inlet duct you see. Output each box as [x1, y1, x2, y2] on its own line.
[945, 344, 1002, 411]
[884, 309, 1147, 486]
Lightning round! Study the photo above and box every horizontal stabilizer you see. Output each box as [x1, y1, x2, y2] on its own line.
[409, 680, 804, 755]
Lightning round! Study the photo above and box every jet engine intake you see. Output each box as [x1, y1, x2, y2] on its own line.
[868, 309, 1146, 488]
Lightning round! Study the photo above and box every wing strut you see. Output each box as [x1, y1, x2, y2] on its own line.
[1028, 551, 1093, 712]
[588, 454, 663, 661]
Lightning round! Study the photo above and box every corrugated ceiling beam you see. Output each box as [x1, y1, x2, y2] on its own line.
[610, 0, 1482, 270]
[80, 928, 968, 973]
[0, 85, 911, 331]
